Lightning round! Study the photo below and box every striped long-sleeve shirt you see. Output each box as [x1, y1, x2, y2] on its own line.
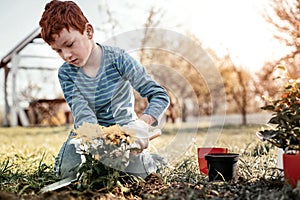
[58, 45, 170, 128]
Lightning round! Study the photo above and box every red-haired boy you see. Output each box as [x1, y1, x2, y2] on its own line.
[39, 0, 169, 179]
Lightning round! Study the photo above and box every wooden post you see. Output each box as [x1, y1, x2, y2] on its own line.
[10, 54, 20, 126]
[18, 108, 29, 126]
[10, 54, 29, 127]
[3, 65, 10, 126]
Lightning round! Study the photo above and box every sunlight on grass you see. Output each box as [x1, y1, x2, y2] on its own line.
[0, 124, 276, 172]
[0, 126, 72, 173]
[0, 123, 288, 199]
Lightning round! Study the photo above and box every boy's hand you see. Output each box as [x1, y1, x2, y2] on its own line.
[123, 119, 161, 154]
[123, 119, 149, 151]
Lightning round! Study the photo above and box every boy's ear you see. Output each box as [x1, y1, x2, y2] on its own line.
[85, 23, 94, 38]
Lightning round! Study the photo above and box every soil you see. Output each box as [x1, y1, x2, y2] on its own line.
[0, 173, 296, 200]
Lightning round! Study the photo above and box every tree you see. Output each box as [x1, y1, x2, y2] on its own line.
[210, 52, 257, 125]
[262, 0, 300, 77]
[100, 3, 226, 120]
[135, 6, 211, 119]
[139, 34, 222, 117]
[257, 0, 300, 106]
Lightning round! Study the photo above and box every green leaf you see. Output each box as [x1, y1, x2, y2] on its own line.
[261, 105, 275, 111]
[268, 116, 279, 124]
[257, 130, 278, 140]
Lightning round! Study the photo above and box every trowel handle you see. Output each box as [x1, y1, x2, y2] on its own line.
[149, 129, 161, 141]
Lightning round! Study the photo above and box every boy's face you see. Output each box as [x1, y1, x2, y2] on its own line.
[50, 26, 93, 67]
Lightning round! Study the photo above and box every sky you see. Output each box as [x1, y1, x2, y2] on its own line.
[0, 0, 285, 69]
[0, 0, 287, 109]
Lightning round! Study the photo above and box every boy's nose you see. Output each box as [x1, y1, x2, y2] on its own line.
[63, 50, 72, 61]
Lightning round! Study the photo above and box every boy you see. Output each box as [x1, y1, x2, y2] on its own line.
[39, 0, 170, 178]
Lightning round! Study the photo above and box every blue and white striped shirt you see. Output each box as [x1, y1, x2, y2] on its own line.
[58, 45, 170, 128]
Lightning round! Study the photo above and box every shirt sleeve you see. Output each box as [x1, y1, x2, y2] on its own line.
[115, 49, 170, 126]
[58, 66, 98, 128]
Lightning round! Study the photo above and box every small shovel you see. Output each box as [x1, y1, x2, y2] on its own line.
[40, 175, 77, 193]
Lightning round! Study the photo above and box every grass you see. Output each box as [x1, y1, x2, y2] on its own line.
[0, 123, 299, 199]
[0, 126, 70, 196]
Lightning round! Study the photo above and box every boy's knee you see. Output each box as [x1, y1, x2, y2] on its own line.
[55, 142, 82, 178]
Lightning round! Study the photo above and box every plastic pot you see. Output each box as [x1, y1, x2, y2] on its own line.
[205, 153, 239, 181]
[197, 147, 229, 174]
[283, 153, 300, 188]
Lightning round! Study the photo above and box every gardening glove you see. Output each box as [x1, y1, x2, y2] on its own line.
[123, 119, 161, 153]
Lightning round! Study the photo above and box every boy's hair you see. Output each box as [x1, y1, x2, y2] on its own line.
[39, 0, 89, 44]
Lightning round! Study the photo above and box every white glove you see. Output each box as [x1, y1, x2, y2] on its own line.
[123, 119, 149, 151]
[123, 119, 161, 153]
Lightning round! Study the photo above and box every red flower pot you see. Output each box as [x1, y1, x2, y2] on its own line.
[197, 147, 229, 174]
[283, 154, 300, 188]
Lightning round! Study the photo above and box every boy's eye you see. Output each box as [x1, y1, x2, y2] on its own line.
[67, 42, 73, 47]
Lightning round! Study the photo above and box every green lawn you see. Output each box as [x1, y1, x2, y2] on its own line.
[0, 123, 298, 199]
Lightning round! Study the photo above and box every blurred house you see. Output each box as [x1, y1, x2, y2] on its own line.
[0, 28, 67, 127]
[27, 98, 72, 126]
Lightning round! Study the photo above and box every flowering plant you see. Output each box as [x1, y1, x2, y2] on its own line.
[257, 66, 300, 153]
[67, 122, 135, 190]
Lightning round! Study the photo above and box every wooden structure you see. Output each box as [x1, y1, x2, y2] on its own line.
[27, 98, 72, 126]
[0, 27, 65, 127]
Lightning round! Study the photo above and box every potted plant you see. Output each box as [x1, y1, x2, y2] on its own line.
[256, 65, 300, 188]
